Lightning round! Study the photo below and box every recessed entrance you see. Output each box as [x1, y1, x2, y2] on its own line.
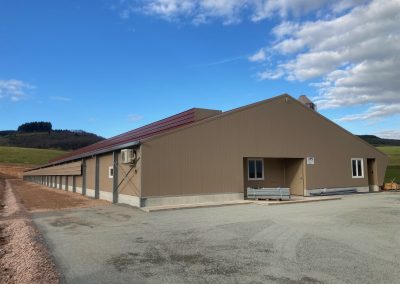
[244, 158, 305, 197]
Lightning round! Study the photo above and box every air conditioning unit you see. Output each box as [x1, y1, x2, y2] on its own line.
[121, 149, 136, 164]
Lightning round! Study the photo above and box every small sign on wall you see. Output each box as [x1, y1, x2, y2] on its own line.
[307, 157, 315, 165]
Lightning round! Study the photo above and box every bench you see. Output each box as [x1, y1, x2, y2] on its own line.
[247, 187, 291, 201]
[310, 188, 357, 196]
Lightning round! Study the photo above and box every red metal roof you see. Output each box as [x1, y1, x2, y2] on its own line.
[49, 108, 214, 165]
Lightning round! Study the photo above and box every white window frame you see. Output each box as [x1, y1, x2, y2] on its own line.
[351, 158, 364, 178]
[247, 158, 264, 180]
[108, 166, 114, 179]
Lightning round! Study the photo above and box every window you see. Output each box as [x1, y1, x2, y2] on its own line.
[248, 159, 264, 180]
[108, 166, 114, 179]
[351, 158, 364, 178]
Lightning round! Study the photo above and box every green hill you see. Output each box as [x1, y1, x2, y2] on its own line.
[0, 146, 67, 165]
[377, 146, 400, 183]
[0, 130, 104, 151]
[358, 135, 400, 146]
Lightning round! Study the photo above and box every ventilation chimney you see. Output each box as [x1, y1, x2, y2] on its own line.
[298, 95, 316, 111]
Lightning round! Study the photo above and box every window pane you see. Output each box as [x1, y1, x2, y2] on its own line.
[256, 160, 263, 178]
[352, 160, 357, 177]
[248, 160, 255, 179]
[357, 160, 362, 177]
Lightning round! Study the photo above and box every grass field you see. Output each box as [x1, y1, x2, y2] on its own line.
[377, 146, 400, 182]
[0, 146, 66, 165]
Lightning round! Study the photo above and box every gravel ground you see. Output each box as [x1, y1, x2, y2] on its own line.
[0, 176, 109, 283]
[0, 178, 60, 283]
[31, 192, 400, 284]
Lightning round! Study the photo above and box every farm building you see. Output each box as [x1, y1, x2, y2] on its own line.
[24, 94, 388, 208]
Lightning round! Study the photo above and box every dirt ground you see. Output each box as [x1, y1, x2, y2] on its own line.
[0, 163, 34, 179]
[10, 179, 109, 212]
[0, 169, 109, 283]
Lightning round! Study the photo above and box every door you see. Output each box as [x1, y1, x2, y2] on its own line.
[285, 158, 305, 196]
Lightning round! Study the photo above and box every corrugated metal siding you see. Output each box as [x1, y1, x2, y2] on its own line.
[141, 96, 388, 197]
[45, 108, 220, 166]
[25, 161, 82, 176]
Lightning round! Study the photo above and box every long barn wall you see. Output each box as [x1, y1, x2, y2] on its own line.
[141, 96, 388, 198]
[23, 150, 141, 207]
[25, 161, 82, 176]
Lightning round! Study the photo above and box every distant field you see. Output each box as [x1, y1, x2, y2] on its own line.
[0, 146, 66, 165]
[377, 146, 400, 182]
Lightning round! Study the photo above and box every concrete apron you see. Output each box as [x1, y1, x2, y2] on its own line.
[34, 181, 343, 212]
[253, 195, 342, 206]
[141, 195, 342, 212]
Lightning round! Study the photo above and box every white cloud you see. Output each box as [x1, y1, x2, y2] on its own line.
[50, 96, 71, 102]
[313, 59, 400, 109]
[122, 0, 399, 123]
[0, 79, 35, 102]
[127, 114, 143, 122]
[337, 104, 400, 122]
[250, 0, 400, 122]
[374, 129, 400, 140]
[257, 69, 284, 80]
[248, 48, 266, 62]
[119, 0, 359, 24]
[192, 55, 245, 67]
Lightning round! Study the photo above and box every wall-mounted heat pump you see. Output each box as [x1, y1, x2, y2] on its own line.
[121, 149, 136, 164]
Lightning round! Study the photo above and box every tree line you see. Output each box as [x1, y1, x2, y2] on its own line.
[17, 121, 52, 132]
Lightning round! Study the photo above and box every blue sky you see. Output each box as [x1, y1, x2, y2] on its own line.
[1, 0, 399, 139]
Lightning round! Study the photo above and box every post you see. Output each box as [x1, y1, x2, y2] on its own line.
[95, 156, 100, 199]
[65, 176, 68, 191]
[112, 151, 119, 203]
[73, 176, 76, 192]
[82, 158, 87, 196]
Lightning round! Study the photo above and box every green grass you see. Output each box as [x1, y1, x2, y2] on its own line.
[377, 146, 400, 182]
[0, 146, 66, 165]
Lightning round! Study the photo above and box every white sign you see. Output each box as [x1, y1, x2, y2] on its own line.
[307, 157, 315, 165]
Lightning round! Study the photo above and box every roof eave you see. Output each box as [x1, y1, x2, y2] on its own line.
[26, 141, 141, 172]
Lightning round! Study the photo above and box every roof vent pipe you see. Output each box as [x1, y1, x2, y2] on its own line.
[298, 95, 317, 111]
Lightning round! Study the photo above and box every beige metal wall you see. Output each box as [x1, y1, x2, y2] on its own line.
[86, 157, 96, 190]
[88, 151, 142, 197]
[25, 161, 82, 176]
[141, 95, 388, 197]
[99, 154, 113, 192]
[75, 175, 82, 188]
[118, 148, 141, 197]
[23, 150, 141, 198]
[244, 158, 286, 189]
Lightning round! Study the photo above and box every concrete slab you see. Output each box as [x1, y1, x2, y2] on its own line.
[253, 195, 342, 206]
[142, 196, 341, 212]
[141, 200, 252, 212]
[31, 192, 400, 284]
